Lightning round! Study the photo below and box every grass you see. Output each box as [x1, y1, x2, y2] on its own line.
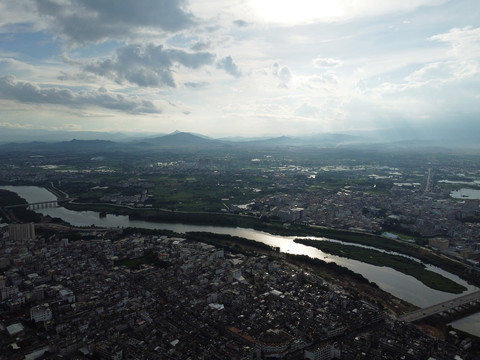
[295, 226, 469, 280]
[388, 231, 415, 241]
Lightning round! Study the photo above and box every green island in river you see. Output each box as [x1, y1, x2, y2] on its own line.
[294, 238, 467, 294]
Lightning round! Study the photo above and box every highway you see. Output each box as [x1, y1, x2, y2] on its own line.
[425, 168, 433, 192]
[398, 290, 480, 322]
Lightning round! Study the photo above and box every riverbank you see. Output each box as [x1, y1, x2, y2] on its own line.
[182, 231, 416, 315]
[63, 202, 472, 283]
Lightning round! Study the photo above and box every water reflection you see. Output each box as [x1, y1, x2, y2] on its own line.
[449, 313, 480, 337]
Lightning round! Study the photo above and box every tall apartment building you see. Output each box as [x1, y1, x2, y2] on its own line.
[8, 223, 35, 240]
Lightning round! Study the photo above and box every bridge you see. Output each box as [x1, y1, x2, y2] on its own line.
[398, 290, 480, 322]
[4, 199, 69, 210]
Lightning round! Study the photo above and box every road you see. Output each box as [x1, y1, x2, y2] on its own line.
[398, 290, 480, 322]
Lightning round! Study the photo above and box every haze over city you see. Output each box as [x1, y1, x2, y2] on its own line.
[0, 0, 479, 139]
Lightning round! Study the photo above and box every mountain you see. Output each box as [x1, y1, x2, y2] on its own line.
[238, 133, 366, 148]
[298, 133, 365, 144]
[136, 132, 226, 149]
[0, 127, 158, 144]
[0, 127, 478, 155]
[243, 136, 302, 147]
[0, 139, 119, 153]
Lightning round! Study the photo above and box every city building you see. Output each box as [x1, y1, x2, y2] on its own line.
[428, 237, 450, 250]
[304, 342, 340, 360]
[8, 223, 35, 241]
[30, 303, 53, 322]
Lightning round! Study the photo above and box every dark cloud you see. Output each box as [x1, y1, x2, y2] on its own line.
[233, 19, 248, 27]
[217, 56, 241, 77]
[0, 75, 159, 113]
[35, 0, 194, 44]
[83, 43, 215, 87]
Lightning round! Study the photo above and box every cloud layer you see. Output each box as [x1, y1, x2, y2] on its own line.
[0, 76, 159, 113]
[35, 0, 194, 43]
[0, 0, 478, 136]
[83, 43, 215, 87]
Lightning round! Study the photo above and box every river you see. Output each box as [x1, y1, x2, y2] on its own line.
[1, 185, 479, 335]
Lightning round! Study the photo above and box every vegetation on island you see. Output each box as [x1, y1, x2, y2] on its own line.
[294, 239, 467, 294]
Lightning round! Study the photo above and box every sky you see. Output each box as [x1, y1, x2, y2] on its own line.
[0, 0, 479, 137]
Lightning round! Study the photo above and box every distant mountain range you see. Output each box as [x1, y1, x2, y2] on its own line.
[0, 126, 478, 153]
[0, 128, 368, 153]
[0, 127, 154, 144]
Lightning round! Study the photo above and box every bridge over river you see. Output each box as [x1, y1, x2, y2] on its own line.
[4, 199, 70, 210]
[398, 290, 480, 322]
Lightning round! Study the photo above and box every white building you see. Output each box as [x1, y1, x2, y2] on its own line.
[59, 288, 75, 303]
[304, 343, 340, 360]
[30, 303, 52, 322]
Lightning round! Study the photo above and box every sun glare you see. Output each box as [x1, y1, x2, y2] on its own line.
[249, 0, 341, 25]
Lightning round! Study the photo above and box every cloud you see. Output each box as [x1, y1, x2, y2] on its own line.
[313, 57, 342, 68]
[405, 61, 478, 85]
[0, 121, 35, 129]
[217, 56, 242, 77]
[34, 0, 194, 44]
[62, 123, 82, 131]
[191, 41, 211, 51]
[270, 62, 293, 88]
[294, 103, 321, 117]
[0, 1, 41, 32]
[185, 81, 210, 88]
[272, 63, 292, 83]
[246, 0, 447, 25]
[0, 58, 35, 77]
[0, 75, 159, 113]
[273, 63, 292, 82]
[309, 73, 338, 85]
[233, 19, 248, 27]
[429, 26, 480, 59]
[377, 27, 480, 93]
[83, 43, 215, 87]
